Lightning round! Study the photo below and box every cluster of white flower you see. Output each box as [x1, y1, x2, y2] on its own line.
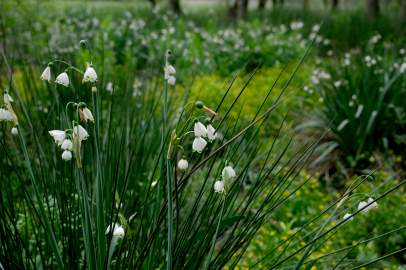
[214, 165, 236, 193]
[105, 223, 125, 239]
[1, 92, 18, 135]
[40, 62, 98, 88]
[192, 121, 218, 153]
[343, 197, 379, 222]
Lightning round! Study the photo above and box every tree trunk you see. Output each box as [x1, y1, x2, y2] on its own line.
[332, 0, 339, 9]
[366, 0, 379, 18]
[400, 0, 406, 20]
[228, 0, 250, 21]
[259, 0, 267, 9]
[168, 0, 181, 14]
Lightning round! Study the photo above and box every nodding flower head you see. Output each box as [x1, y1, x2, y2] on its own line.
[178, 158, 188, 171]
[56, 72, 69, 87]
[74, 125, 89, 141]
[168, 75, 176, 85]
[195, 101, 204, 109]
[106, 223, 120, 234]
[207, 124, 218, 142]
[12, 127, 18, 135]
[62, 150, 72, 161]
[367, 197, 379, 211]
[4, 93, 14, 104]
[49, 130, 66, 146]
[0, 108, 13, 122]
[192, 137, 207, 153]
[61, 139, 73, 151]
[343, 213, 354, 221]
[112, 227, 125, 239]
[214, 181, 224, 193]
[40, 66, 51, 82]
[358, 201, 369, 214]
[168, 65, 176, 75]
[194, 121, 208, 138]
[83, 67, 98, 83]
[79, 108, 94, 123]
[222, 165, 236, 179]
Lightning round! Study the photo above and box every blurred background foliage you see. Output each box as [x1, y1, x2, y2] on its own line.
[1, 0, 406, 268]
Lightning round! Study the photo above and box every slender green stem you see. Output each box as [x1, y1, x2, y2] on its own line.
[293, 206, 339, 270]
[166, 158, 174, 270]
[65, 66, 85, 75]
[93, 91, 107, 269]
[16, 125, 64, 270]
[204, 195, 227, 270]
[52, 60, 85, 74]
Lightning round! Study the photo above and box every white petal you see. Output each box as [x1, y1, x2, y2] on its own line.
[4, 110, 12, 121]
[4, 94, 14, 103]
[214, 181, 224, 193]
[0, 109, 5, 121]
[358, 201, 369, 214]
[61, 140, 73, 150]
[168, 75, 176, 85]
[194, 122, 208, 138]
[75, 125, 89, 140]
[222, 166, 236, 179]
[40, 66, 51, 82]
[83, 108, 94, 122]
[367, 198, 379, 211]
[12, 127, 18, 135]
[192, 137, 207, 153]
[177, 159, 188, 170]
[56, 72, 69, 87]
[169, 65, 176, 75]
[61, 150, 72, 161]
[106, 223, 119, 234]
[83, 67, 98, 83]
[207, 124, 218, 142]
[113, 227, 125, 239]
[343, 213, 353, 221]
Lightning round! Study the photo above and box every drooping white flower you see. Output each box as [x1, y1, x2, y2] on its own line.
[74, 125, 89, 140]
[61, 139, 73, 150]
[168, 75, 176, 85]
[62, 150, 72, 161]
[207, 124, 218, 142]
[214, 181, 224, 193]
[113, 227, 125, 239]
[106, 223, 120, 234]
[358, 201, 369, 214]
[343, 213, 353, 221]
[49, 130, 66, 145]
[168, 65, 176, 75]
[192, 137, 207, 153]
[4, 93, 14, 103]
[367, 197, 379, 211]
[4, 110, 13, 122]
[56, 72, 69, 87]
[12, 127, 18, 135]
[40, 66, 51, 82]
[222, 166, 236, 179]
[194, 122, 208, 137]
[82, 108, 94, 123]
[83, 67, 98, 83]
[178, 159, 188, 171]
[0, 108, 5, 121]
[151, 181, 157, 187]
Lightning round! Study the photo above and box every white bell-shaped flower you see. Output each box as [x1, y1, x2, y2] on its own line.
[49, 130, 66, 145]
[62, 150, 72, 161]
[178, 159, 188, 171]
[214, 181, 224, 193]
[82, 108, 94, 123]
[61, 139, 73, 150]
[168, 75, 176, 85]
[4, 110, 12, 122]
[222, 166, 236, 179]
[0, 108, 5, 121]
[106, 223, 120, 234]
[12, 127, 18, 135]
[151, 181, 157, 187]
[192, 137, 207, 153]
[74, 125, 89, 140]
[56, 72, 69, 87]
[169, 65, 176, 75]
[194, 122, 208, 138]
[358, 201, 369, 214]
[83, 67, 98, 83]
[40, 66, 51, 82]
[343, 213, 353, 221]
[367, 197, 379, 211]
[207, 124, 218, 142]
[4, 93, 14, 103]
[113, 227, 125, 239]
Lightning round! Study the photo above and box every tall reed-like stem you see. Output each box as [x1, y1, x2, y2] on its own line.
[204, 195, 227, 270]
[16, 125, 64, 270]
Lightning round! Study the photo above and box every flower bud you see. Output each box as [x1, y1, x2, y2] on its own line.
[204, 118, 211, 125]
[12, 127, 18, 135]
[48, 62, 54, 67]
[80, 40, 86, 47]
[195, 101, 203, 109]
